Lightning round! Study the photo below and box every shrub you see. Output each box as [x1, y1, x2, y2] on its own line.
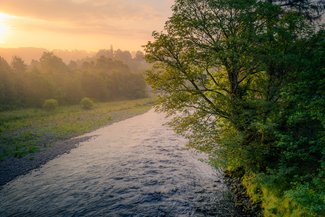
[80, 97, 94, 110]
[42, 99, 58, 111]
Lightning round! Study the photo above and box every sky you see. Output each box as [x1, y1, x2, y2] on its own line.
[0, 0, 174, 51]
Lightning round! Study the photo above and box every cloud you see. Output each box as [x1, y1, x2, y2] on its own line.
[2, 0, 173, 33]
[0, 0, 172, 23]
[0, 0, 174, 50]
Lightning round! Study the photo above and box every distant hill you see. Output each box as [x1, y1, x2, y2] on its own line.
[0, 47, 95, 64]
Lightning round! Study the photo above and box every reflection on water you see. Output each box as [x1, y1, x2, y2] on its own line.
[0, 109, 237, 216]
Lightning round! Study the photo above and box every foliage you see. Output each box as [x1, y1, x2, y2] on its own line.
[0, 57, 14, 109]
[0, 98, 154, 160]
[0, 50, 148, 111]
[80, 97, 95, 110]
[145, 0, 324, 216]
[42, 99, 59, 111]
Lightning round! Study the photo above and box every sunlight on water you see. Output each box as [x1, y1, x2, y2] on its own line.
[0, 109, 237, 216]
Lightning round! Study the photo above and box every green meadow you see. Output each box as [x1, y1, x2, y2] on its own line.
[0, 98, 154, 160]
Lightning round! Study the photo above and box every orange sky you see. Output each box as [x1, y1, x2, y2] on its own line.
[0, 0, 173, 51]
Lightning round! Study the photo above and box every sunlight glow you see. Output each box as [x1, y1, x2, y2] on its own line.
[0, 13, 11, 44]
[0, 0, 173, 50]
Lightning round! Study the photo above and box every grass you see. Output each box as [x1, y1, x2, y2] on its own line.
[0, 98, 154, 160]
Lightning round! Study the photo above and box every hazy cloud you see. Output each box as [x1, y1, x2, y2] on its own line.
[0, 0, 174, 50]
[1, 0, 172, 20]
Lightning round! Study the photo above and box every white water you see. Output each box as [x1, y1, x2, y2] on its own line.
[0, 110, 237, 216]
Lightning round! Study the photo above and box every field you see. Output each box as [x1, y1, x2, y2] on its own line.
[0, 98, 154, 160]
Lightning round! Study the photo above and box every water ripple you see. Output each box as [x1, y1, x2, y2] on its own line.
[0, 110, 237, 216]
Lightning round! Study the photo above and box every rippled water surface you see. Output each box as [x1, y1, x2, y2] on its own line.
[0, 110, 237, 216]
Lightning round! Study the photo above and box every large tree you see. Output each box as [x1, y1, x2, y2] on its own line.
[145, 0, 324, 215]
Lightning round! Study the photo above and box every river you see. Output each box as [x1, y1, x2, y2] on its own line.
[0, 109, 238, 216]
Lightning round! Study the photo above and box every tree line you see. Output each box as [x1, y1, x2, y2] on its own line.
[145, 0, 324, 216]
[0, 50, 148, 110]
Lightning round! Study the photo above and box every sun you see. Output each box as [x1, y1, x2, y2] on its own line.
[0, 13, 11, 44]
[0, 22, 9, 36]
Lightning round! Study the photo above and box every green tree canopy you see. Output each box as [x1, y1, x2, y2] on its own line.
[145, 0, 324, 215]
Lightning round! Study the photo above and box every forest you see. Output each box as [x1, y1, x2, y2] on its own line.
[0, 49, 148, 110]
[145, 0, 324, 216]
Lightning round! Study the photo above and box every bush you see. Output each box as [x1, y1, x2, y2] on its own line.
[80, 97, 94, 110]
[42, 99, 58, 111]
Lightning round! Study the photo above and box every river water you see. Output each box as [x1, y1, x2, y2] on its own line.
[0, 110, 238, 216]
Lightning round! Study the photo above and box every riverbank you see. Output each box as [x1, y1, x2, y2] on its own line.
[0, 98, 154, 187]
[224, 168, 262, 217]
[0, 109, 239, 216]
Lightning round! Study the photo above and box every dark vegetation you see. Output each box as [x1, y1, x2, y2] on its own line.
[42, 99, 59, 111]
[0, 48, 148, 111]
[80, 97, 95, 110]
[145, 0, 324, 216]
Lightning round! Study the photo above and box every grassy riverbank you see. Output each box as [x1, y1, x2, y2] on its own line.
[0, 98, 154, 160]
